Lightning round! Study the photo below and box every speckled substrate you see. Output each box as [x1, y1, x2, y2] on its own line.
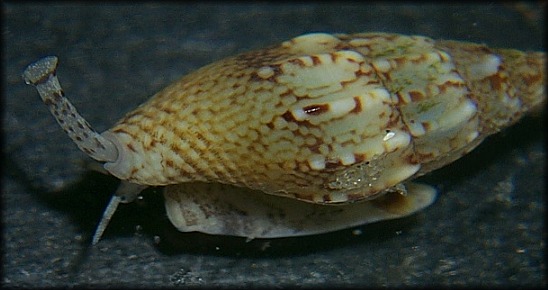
[3, 4, 545, 287]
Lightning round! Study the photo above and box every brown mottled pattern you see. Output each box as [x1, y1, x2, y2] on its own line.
[105, 32, 545, 204]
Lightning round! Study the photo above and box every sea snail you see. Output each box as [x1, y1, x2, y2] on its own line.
[23, 32, 545, 244]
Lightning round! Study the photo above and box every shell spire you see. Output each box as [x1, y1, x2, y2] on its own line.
[435, 41, 546, 135]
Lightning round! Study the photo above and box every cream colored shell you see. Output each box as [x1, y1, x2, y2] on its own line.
[104, 32, 545, 204]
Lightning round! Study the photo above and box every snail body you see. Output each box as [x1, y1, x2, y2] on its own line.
[23, 32, 545, 243]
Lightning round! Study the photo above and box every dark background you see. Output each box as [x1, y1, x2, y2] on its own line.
[3, 3, 545, 287]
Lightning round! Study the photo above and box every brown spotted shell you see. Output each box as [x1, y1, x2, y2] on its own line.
[100, 32, 545, 204]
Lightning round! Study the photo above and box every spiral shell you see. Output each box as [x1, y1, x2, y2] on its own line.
[24, 32, 545, 241]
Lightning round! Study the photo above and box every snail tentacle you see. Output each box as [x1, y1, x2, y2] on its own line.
[23, 56, 119, 163]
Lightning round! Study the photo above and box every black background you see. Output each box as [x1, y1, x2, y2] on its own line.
[3, 3, 545, 287]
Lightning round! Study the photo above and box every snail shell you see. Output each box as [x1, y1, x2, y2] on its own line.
[23, 32, 545, 243]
